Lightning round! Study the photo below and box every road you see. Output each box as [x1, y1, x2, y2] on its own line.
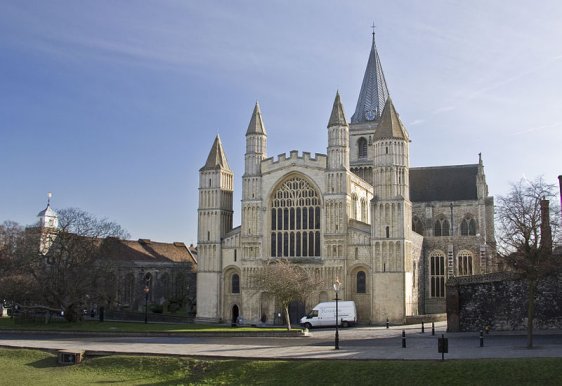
[1, 322, 562, 360]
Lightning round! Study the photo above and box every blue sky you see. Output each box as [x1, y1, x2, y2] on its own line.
[1, 1, 561, 244]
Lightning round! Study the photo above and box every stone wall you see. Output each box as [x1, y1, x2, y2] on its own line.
[447, 272, 562, 331]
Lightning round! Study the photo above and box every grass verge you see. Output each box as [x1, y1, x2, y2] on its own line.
[1, 348, 561, 385]
[0, 317, 293, 333]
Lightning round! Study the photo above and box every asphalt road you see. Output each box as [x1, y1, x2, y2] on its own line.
[1, 322, 562, 360]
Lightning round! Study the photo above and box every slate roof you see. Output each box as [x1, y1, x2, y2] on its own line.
[101, 238, 197, 266]
[351, 33, 390, 124]
[409, 164, 479, 202]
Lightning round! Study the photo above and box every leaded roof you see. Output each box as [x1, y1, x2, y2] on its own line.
[350, 33, 390, 124]
[409, 165, 479, 202]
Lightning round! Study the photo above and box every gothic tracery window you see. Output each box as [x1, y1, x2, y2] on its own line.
[271, 176, 321, 257]
[433, 218, 450, 237]
[460, 217, 477, 236]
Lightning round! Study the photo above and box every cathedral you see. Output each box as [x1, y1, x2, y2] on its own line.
[196, 33, 496, 325]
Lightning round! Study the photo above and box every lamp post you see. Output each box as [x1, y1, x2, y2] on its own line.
[333, 278, 341, 350]
[143, 285, 150, 324]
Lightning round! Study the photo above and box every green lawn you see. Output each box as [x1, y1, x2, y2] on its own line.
[0, 348, 561, 385]
[0, 317, 293, 333]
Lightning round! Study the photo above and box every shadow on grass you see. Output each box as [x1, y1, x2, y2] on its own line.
[27, 356, 58, 369]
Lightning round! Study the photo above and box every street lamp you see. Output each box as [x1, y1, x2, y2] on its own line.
[333, 278, 342, 350]
[143, 285, 150, 324]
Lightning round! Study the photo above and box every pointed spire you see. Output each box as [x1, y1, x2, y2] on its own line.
[327, 91, 348, 128]
[373, 98, 408, 140]
[246, 102, 267, 136]
[201, 135, 231, 171]
[351, 31, 390, 124]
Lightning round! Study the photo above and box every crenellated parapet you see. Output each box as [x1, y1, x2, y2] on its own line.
[261, 151, 327, 174]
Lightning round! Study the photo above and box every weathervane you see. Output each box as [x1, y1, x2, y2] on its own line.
[47, 192, 52, 206]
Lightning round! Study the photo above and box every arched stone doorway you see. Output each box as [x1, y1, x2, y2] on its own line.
[231, 305, 239, 325]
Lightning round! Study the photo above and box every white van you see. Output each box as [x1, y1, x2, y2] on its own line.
[300, 301, 357, 328]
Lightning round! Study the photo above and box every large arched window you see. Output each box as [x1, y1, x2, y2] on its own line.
[271, 176, 321, 257]
[356, 271, 366, 293]
[460, 217, 477, 236]
[358, 137, 368, 159]
[434, 218, 450, 237]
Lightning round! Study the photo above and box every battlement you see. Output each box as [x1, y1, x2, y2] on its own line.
[261, 150, 327, 172]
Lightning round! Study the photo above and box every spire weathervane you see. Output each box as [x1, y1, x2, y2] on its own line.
[47, 192, 52, 206]
[371, 22, 376, 44]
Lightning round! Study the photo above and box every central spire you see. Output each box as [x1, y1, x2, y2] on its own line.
[350, 30, 390, 124]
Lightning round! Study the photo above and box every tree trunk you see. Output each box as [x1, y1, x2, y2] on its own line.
[284, 305, 291, 331]
[527, 278, 536, 349]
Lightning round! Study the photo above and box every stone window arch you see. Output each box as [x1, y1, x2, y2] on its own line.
[231, 273, 240, 294]
[270, 176, 321, 257]
[351, 194, 358, 220]
[358, 137, 368, 159]
[434, 217, 450, 237]
[412, 216, 423, 235]
[460, 216, 477, 236]
[356, 271, 367, 293]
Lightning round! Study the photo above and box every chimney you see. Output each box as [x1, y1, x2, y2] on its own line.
[558, 175, 562, 219]
[540, 199, 552, 254]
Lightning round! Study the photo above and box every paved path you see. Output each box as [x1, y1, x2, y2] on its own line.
[1, 322, 562, 360]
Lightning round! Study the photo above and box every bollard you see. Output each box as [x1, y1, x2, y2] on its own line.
[432, 322, 435, 336]
[386, 318, 389, 329]
[402, 330, 406, 348]
[421, 321, 425, 333]
[480, 330, 484, 347]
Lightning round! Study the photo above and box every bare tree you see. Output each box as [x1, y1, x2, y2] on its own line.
[253, 259, 324, 330]
[496, 176, 561, 348]
[18, 208, 129, 322]
[0, 221, 41, 307]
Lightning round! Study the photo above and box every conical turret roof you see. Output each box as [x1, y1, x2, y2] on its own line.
[351, 33, 390, 124]
[200, 135, 231, 171]
[246, 102, 267, 135]
[327, 91, 348, 128]
[373, 97, 409, 140]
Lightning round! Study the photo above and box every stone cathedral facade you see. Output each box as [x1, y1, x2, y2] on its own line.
[196, 34, 496, 325]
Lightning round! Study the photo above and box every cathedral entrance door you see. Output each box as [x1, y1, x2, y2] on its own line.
[231, 305, 239, 325]
[288, 301, 305, 325]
